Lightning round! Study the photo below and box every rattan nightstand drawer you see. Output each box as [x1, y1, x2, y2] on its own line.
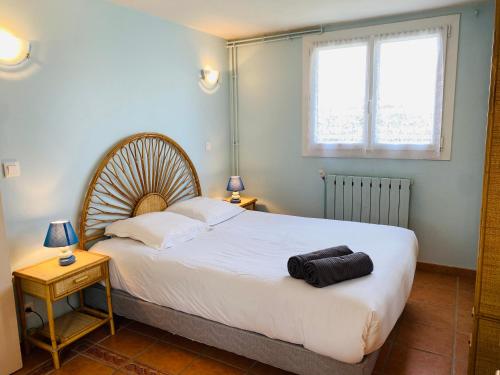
[52, 265, 103, 299]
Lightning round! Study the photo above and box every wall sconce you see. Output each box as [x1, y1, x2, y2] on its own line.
[0, 28, 30, 66]
[199, 68, 220, 94]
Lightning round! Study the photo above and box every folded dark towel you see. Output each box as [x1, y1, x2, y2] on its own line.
[287, 245, 353, 279]
[303, 252, 373, 288]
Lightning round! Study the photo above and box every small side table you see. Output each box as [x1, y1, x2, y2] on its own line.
[224, 196, 258, 210]
[13, 250, 115, 369]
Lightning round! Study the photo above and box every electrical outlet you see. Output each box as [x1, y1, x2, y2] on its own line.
[24, 302, 34, 312]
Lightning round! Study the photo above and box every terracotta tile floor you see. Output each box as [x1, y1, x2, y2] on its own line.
[15, 269, 474, 375]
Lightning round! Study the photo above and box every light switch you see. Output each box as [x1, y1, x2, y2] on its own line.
[2, 160, 21, 178]
[205, 142, 212, 152]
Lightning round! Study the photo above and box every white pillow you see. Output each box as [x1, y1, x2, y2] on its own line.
[166, 197, 244, 226]
[104, 211, 208, 250]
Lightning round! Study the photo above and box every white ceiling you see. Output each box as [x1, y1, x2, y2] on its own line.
[111, 0, 479, 40]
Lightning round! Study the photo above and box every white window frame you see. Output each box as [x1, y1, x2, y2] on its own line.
[302, 15, 460, 160]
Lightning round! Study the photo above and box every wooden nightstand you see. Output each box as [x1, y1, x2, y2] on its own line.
[224, 196, 257, 210]
[13, 250, 115, 369]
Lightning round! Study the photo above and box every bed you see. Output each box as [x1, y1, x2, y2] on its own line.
[80, 133, 418, 375]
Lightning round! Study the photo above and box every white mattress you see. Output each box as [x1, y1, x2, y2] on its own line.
[90, 210, 418, 364]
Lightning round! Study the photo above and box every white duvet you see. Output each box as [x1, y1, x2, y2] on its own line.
[90, 210, 418, 363]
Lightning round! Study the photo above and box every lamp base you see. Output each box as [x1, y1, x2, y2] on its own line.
[230, 191, 241, 203]
[59, 254, 76, 266]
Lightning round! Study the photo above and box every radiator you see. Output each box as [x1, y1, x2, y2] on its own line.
[325, 174, 411, 228]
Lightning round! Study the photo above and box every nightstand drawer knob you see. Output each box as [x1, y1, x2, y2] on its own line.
[73, 275, 89, 284]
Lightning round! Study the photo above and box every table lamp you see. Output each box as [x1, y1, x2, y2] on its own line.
[226, 176, 245, 203]
[44, 220, 79, 266]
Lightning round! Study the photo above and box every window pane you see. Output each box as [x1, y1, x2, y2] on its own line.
[373, 34, 442, 146]
[314, 43, 368, 145]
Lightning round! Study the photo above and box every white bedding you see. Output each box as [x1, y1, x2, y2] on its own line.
[90, 210, 418, 364]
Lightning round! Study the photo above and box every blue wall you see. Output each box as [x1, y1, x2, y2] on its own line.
[0, 0, 230, 271]
[0, 0, 230, 327]
[237, 2, 494, 269]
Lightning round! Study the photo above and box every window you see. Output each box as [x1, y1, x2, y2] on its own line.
[303, 15, 459, 159]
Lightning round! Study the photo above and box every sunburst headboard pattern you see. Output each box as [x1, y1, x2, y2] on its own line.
[79, 133, 201, 249]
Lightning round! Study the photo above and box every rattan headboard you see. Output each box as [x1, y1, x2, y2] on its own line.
[79, 133, 201, 249]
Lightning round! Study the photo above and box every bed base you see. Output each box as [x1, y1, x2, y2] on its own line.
[85, 285, 378, 375]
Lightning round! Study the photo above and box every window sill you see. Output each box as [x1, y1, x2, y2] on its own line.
[302, 146, 450, 160]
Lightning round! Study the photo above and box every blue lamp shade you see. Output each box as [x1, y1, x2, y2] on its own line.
[226, 176, 245, 192]
[44, 220, 79, 248]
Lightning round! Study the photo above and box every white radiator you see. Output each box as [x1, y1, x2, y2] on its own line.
[325, 174, 411, 228]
